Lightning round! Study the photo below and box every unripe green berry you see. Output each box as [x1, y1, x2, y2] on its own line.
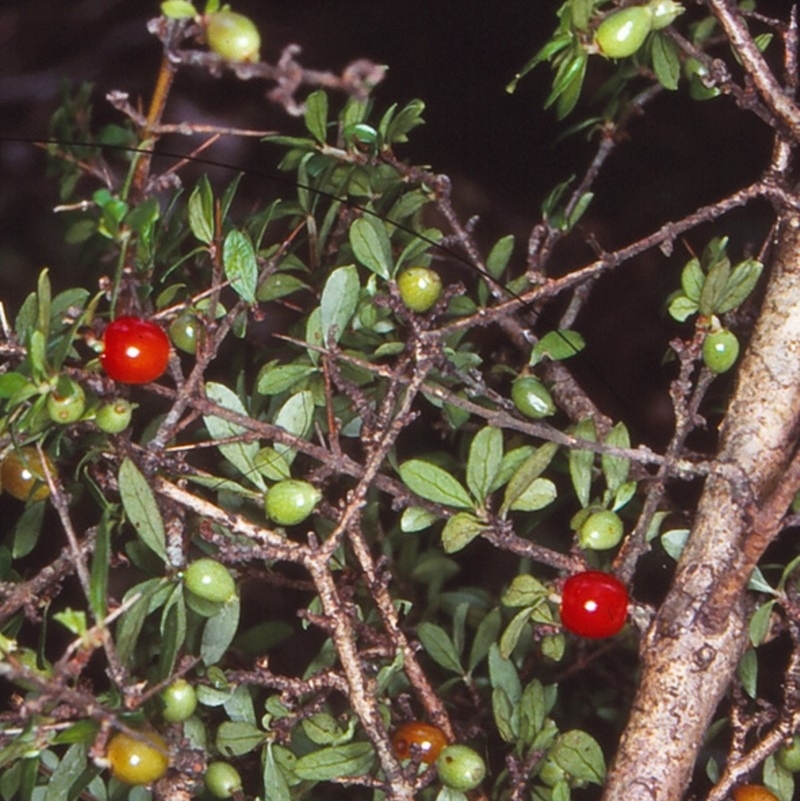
[47, 378, 86, 424]
[578, 510, 624, 551]
[265, 480, 321, 526]
[207, 10, 261, 63]
[648, 0, 684, 30]
[205, 761, 243, 799]
[435, 745, 486, 792]
[169, 312, 201, 355]
[397, 267, 443, 313]
[96, 399, 134, 434]
[160, 679, 198, 723]
[777, 735, 800, 772]
[702, 328, 739, 374]
[511, 376, 556, 419]
[184, 559, 236, 605]
[595, 6, 654, 59]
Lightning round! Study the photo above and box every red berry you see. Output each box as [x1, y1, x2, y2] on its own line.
[100, 317, 170, 385]
[391, 721, 448, 765]
[560, 571, 628, 639]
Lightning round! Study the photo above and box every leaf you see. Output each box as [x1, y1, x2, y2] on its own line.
[349, 216, 393, 279]
[201, 596, 240, 665]
[263, 743, 292, 801]
[748, 600, 775, 647]
[668, 294, 699, 322]
[273, 390, 315, 464]
[223, 230, 258, 304]
[400, 506, 440, 533]
[569, 418, 596, 508]
[161, 0, 197, 19]
[216, 720, 265, 757]
[661, 528, 689, 561]
[501, 443, 558, 516]
[254, 447, 292, 481]
[500, 607, 532, 659]
[468, 608, 501, 673]
[503, 574, 549, 607]
[716, 258, 763, 313]
[116, 579, 163, 665]
[304, 89, 328, 144]
[257, 363, 316, 395]
[294, 742, 375, 781]
[417, 622, 463, 674]
[441, 512, 488, 553]
[651, 33, 680, 90]
[204, 382, 266, 490]
[399, 459, 473, 509]
[188, 175, 214, 244]
[737, 647, 758, 700]
[699, 254, 731, 315]
[486, 235, 515, 279]
[89, 512, 111, 618]
[550, 730, 606, 785]
[492, 686, 518, 742]
[44, 743, 87, 801]
[601, 422, 631, 492]
[320, 265, 360, 345]
[466, 427, 503, 504]
[119, 459, 167, 561]
[302, 713, 354, 746]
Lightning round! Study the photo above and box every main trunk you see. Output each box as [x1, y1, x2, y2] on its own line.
[603, 210, 800, 801]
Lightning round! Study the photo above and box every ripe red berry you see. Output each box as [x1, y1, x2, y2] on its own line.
[391, 721, 448, 765]
[560, 571, 628, 639]
[100, 317, 170, 385]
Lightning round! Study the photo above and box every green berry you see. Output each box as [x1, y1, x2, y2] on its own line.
[511, 376, 556, 419]
[702, 329, 740, 374]
[46, 378, 86, 424]
[184, 559, 236, 605]
[206, 761, 243, 799]
[207, 10, 261, 63]
[435, 745, 486, 792]
[648, 0, 684, 30]
[778, 735, 800, 772]
[595, 6, 654, 59]
[96, 399, 134, 434]
[160, 679, 198, 723]
[397, 267, 443, 313]
[342, 123, 380, 154]
[578, 510, 624, 551]
[265, 480, 321, 526]
[169, 312, 201, 355]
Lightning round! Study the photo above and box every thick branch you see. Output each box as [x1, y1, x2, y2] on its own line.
[603, 208, 800, 801]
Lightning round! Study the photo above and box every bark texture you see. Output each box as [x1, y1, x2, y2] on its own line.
[603, 210, 800, 801]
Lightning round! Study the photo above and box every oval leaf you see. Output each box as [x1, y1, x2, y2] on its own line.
[320, 265, 360, 345]
[223, 229, 257, 303]
[399, 459, 473, 509]
[119, 459, 167, 561]
[294, 742, 374, 781]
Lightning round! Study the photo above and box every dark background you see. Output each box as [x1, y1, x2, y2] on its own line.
[0, 0, 781, 443]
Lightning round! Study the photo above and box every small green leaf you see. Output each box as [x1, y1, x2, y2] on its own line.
[263, 744, 292, 801]
[399, 459, 473, 509]
[468, 608, 502, 673]
[201, 596, 240, 665]
[257, 363, 316, 395]
[530, 330, 585, 366]
[161, 0, 197, 19]
[651, 33, 681, 90]
[668, 294, 699, 322]
[508, 478, 557, 512]
[188, 175, 214, 244]
[44, 743, 87, 801]
[204, 382, 266, 490]
[320, 265, 359, 345]
[682, 258, 704, 300]
[502, 574, 549, 608]
[273, 390, 315, 464]
[661, 528, 690, 561]
[400, 506, 440, 533]
[294, 742, 374, 781]
[489, 643, 522, 703]
[699, 255, 731, 315]
[602, 422, 630, 492]
[417, 622, 463, 674]
[550, 730, 606, 785]
[569, 418, 596, 508]
[441, 513, 488, 553]
[466, 427, 503, 504]
[349, 217, 393, 279]
[492, 686, 518, 742]
[486, 235, 515, 279]
[748, 599, 775, 647]
[216, 720, 265, 757]
[501, 443, 558, 516]
[737, 647, 758, 699]
[304, 89, 329, 144]
[302, 714, 354, 746]
[499, 607, 532, 659]
[119, 458, 167, 561]
[223, 230, 258, 304]
[716, 258, 763, 313]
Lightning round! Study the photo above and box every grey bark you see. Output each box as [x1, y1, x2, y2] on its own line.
[603, 210, 800, 801]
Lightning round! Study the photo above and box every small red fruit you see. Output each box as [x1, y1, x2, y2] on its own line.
[101, 317, 170, 385]
[392, 721, 448, 765]
[560, 571, 628, 639]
